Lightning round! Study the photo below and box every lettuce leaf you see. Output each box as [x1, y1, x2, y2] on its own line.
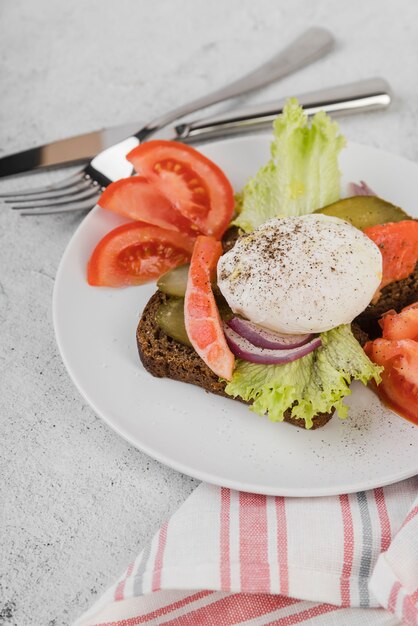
[224, 325, 382, 429]
[233, 99, 346, 232]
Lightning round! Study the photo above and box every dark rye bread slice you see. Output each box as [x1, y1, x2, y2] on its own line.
[354, 261, 418, 339]
[137, 290, 368, 430]
[366, 265, 418, 317]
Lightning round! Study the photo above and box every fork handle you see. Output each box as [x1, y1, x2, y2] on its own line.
[136, 27, 334, 140]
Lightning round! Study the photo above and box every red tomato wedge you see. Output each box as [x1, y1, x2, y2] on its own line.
[364, 337, 418, 365]
[98, 177, 195, 235]
[184, 236, 235, 380]
[364, 220, 418, 289]
[126, 141, 235, 239]
[364, 338, 418, 425]
[379, 302, 418, 340]
[88, 222, 195, 287]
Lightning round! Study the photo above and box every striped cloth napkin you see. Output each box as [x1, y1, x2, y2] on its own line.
[76, 478, 418, 626]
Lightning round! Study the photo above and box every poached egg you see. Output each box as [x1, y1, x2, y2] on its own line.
[217, 214, 382, 334]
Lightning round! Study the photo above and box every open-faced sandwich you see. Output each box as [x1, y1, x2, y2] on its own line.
[87, 100, 418, 429]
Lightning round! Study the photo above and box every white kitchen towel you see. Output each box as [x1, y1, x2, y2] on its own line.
[76, 477, 418, 626]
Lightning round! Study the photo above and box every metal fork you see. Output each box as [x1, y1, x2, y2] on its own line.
[0, 27, 335, 215]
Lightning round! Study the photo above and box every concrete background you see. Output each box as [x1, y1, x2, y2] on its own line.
[0, 1, 417, 624]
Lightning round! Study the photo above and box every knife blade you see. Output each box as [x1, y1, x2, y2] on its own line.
[0, 78, 392, 179]
[0, 122, 141, 178]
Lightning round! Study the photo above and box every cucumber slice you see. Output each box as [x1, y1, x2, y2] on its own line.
[157, 264, 190, 298]
[156, 295, 233, 347]
[315, 196, 410, 230]
[156, 297, 192, 347]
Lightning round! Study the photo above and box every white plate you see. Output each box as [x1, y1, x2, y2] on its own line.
[53, 136, 418, 496]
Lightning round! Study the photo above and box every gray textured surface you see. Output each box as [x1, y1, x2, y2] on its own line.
[1, 1, 418, 624]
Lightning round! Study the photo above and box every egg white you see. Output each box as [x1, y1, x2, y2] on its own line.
[217, 214, 382, 334]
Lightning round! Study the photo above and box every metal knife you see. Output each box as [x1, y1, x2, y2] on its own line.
[0, 78, 391, 179]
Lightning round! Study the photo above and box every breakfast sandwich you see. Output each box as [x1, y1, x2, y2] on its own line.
[87, 100, 418, 429]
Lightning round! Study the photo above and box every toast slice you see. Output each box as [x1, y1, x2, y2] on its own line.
[355, 263, 418, 338]
[137, 290, 348, 430]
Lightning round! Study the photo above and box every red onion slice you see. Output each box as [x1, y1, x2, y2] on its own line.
[223, 325, 322, 365]
[227, 317, 313, 350]
[347, 180, 376, 196]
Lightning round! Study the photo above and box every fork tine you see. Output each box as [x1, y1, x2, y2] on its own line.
[4, 180, 101, 209]
[17, 194, 101, 216]
[3, 177, 97, 203]
[0, 171, 85, 199]
[10, 187, 101, 210]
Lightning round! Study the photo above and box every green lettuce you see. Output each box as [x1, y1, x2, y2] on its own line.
[233, 99, 346, 232]
[225, 325, 382, 429]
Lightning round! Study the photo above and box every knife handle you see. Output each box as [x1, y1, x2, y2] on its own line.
[177, 78, 392, 143]
[136, 27, 334, 140]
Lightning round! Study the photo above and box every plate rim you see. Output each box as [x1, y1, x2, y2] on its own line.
[53, 136, 418, 497]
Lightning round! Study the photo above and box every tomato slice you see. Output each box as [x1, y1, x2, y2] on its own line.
[378, 363, 418, 425]
[126, 141, 234, 239]
[184, 236, 235, 380]
[87, 222, 195, 287]
[364, 338, 418, 425]
[364, 220, 418, 289]
[98, 177, 195, 235]
[365, 337, 418, 365]
[379, 302, 418, 340]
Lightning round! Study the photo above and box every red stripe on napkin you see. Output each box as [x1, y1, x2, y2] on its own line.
[402, 593, 418, 626]
[152, 522, 168, 592]
[339, 494, 354, 606]
[220, 487, 231, 590]
[401, 505, 418, 529]
[388, 581, 401, 613]
[275, 496, 289, 595]
[264, 602, 339, 626]
[374, 488, 391, 552]
[99, 591, 215, 626]
[161, 593, 300, 626]
[114, 561, 135, 602]
[239, 493, 270, 592]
